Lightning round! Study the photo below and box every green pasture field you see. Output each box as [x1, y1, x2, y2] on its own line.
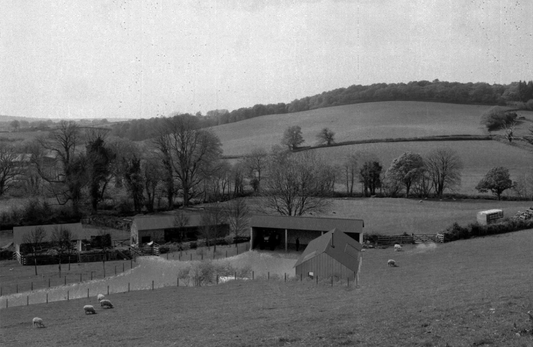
[213, 101, 496, 156]
[0, 130, 45, 143]
[1, 229, 532, 346]
[313, 140, 533, 195]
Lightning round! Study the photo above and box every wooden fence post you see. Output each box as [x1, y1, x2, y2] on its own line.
[67, 291, 69, 301]
[27, 296, 29, 306]
[107, 285, 109, 295]
[87, 288, 90, 298]
[152, 280, 154, 290]
[46, 294, 48, 304]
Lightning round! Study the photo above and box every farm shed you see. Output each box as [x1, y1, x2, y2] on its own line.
[13, 223, 88, 264]
[294, 228, 363, 282]
[476, 209, 503, 225]
[249, 215, 364, 251]
[130, 211, 229, 246]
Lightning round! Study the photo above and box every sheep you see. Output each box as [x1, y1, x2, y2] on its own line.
[84, 305, 97, 315]
[97, 294, 105, 302]
[387, 259, 398, 267]
[100, 299, 114, 309]
[394, 243, 403, 252]
[32, 317, 45, 328]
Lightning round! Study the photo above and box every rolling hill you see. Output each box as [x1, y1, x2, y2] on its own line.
[211, 101, 533, 195]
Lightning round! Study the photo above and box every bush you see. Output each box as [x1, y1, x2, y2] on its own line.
[158, 246, 170, 254]
[444, 218, 533, 242]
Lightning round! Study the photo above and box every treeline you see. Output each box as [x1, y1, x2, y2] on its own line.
[110, 79, 533, 141]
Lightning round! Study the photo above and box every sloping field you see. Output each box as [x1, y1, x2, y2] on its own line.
[2, 230, 533, 346]
[323, 198, 533, 236]
[313, 140, 533, 195]
[213, 101, 492, 156]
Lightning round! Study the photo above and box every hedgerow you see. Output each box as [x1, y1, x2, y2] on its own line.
[442, 218, 533, 242]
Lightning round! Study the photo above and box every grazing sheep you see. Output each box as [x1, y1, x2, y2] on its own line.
[97, 294, 105, 302]
[387, 259, 398, 267]
[84, 305, 97, 315]
[100, 299, 114, 309]
[32, 317, 45, 328]
[394, 244, 403, 252]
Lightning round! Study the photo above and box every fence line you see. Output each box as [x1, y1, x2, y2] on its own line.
[0, 269, 357, 309]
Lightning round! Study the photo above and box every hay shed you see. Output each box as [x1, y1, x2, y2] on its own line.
[294, 228, 363, 281]
[250, 215, 364, 251]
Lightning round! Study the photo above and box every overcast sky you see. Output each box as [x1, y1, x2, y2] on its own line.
[1, 0, 532, 119]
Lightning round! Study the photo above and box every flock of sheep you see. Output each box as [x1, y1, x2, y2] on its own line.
[387, 243, 403, 267]
[32, 294, 114, 328]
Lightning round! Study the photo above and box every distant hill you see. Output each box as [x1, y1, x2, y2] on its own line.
[211, 101, 533, 195]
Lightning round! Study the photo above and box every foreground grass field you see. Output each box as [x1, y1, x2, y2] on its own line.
[1, 229, 533, 346]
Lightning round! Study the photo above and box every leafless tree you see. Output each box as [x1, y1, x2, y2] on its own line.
[167, 116, 223, 207]
[174, 209, 191, 245]
[341, 154, 358, 196]
[243, 147, 268, 192]
[0, 142, 24, 197]
[424, 148, 463, 197]
[224, 198, 250, 246]
[142, 154, 163, 212]
[151, 123, 176, 209]
[199, 204, 227, 253]
[50, 226, 73, 277]
[22, 227, 47, 276]
[31, 121, 86, 214]
[263, 151, 331, 216]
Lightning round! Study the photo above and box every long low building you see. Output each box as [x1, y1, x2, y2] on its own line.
[249, 215, 364, 251]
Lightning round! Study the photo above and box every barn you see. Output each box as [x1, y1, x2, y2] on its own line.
[13, 223, 88, 263]
[249, 215, 364, 251]
[294, 228, 363, 282]
[130, 211, 229, 246]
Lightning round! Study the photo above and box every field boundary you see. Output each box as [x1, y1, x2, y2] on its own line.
[222, 134, 494, 159]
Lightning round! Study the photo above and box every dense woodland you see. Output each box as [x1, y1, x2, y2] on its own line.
[110, 79, 533, 141]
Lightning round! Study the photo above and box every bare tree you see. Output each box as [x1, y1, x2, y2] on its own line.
[263, 151, 331, 216]
[151, 123, 176, 209]
[0, 142, 24, 197]
[174, 209, 191, 246]
[167, 116, 223, 207]
[22, 227, 47, 276]
[50, 226, 73, 277]
[199, 204, 227, 253]
[424, 148, 463, 197]
[243, 147, 268, 192]
[316, 127, 335, 146]
[85, 128, 113, 212]
[142, 155, 163, 212]
[224, 198, 250, 246]
[31, 121, 86, 214]
[341, 154, 358, 196]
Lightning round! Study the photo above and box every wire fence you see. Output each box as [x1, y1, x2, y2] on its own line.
[0, 269, 358, 309]
[0, 247, 359, 309]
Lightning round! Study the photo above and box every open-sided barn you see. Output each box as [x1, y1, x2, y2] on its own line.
[294, 228, 363, 282]
[249, 215, 364, 251]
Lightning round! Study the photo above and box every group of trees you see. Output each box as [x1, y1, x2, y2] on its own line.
[109, 79, 533, 142]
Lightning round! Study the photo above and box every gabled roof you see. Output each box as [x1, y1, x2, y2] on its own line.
[250, 215, 364, 231]
[131, 210, 219, 231]
[13, 223, 87, 245]
[294, 228, 363, 273]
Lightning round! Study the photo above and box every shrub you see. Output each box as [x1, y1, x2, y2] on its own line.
[444, 218, 533, 242]
[224, 235, 234, 246]
[158, 246, 170, 254]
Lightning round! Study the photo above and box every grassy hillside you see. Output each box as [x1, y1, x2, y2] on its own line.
[2, 230, 533, 346]
[314, 140, 532, 195]
[212, 101, 494, 156]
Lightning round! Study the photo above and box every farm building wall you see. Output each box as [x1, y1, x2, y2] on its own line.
[137, 229, 165, 244]
[295, 253, 356, 280]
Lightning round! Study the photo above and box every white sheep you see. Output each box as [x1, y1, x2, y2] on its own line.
[84, 305, 97, 315]
[393, 243, 403, 252]
[100, 299, 114, 309]
[97, 294, 105, 302]
[32, 317, 45, 328]
[387, 259, 398, 267]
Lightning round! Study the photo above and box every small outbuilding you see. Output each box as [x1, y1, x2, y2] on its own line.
[250, 215, 364, 251]
[13, 223, 88, 263]
[294, 228, 363, 283]
[130, 210, 229, 246]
